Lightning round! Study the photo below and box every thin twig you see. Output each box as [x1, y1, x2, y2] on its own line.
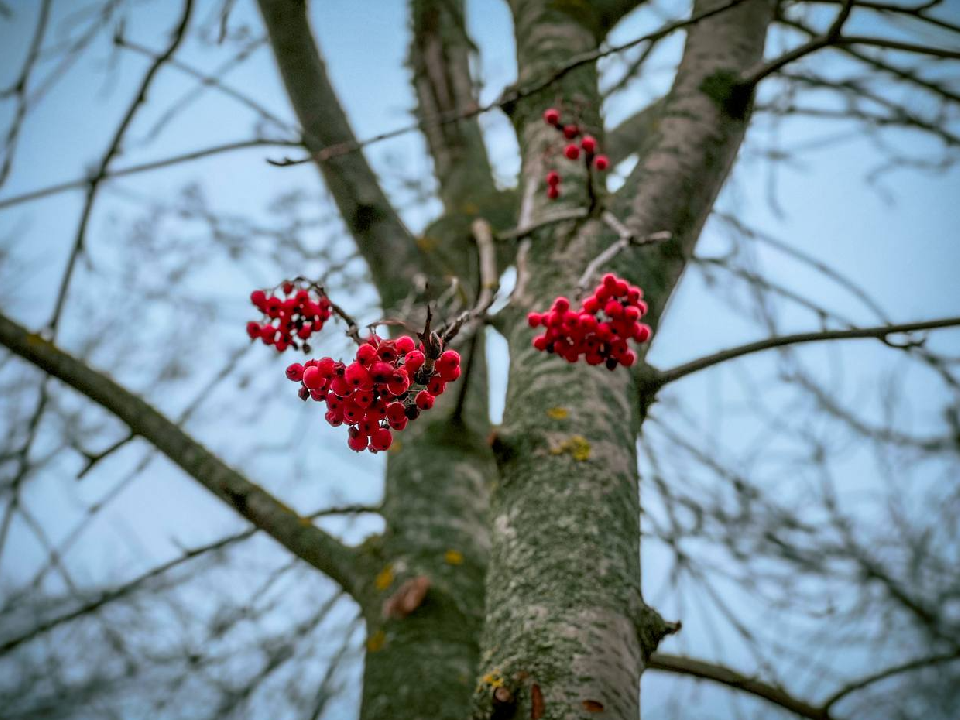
[440, 218, 498, 343]
[648, 653, 831, 720]
[0, 139, 301, 211]
[655, 316, 960, 388]
[267, 0, 748, 168]
[575, 212, 671, 297]
[495, 208, 589, 241]
[739, 0, 854, 86]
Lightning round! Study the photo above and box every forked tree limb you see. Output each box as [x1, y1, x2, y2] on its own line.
[653, 317, 960, 388]
[0, 310, 372, 602]
[648, 653, 832, 720]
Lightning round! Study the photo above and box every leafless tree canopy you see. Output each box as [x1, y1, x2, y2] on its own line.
[0, 0, 958, 718]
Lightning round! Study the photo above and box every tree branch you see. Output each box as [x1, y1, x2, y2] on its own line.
[0, 502, 378, 657]
[612, 0, 774, 343]
[408, 0, 496, 212]
[648, 653, 831, 720]
[256, 0, 428, 310]
[48, 0, 195, 334]
[0, 310, 371, 601]
[604, 98, 664, 167]
[654, 316, 960, 388]
[739, 0, 854, 86]
[822, 651, 960, 712]
[0, 139, 301, 211]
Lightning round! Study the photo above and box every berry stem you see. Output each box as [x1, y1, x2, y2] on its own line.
[575, 214, 672, 298]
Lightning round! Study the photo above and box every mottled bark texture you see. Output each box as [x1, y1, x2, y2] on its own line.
[474, 1, 773, 718]
[4, 1, 773, 718]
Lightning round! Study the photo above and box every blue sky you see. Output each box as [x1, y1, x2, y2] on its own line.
[1, 0, 959, 717]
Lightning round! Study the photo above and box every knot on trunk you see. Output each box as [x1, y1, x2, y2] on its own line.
[637, 603, 682, 662]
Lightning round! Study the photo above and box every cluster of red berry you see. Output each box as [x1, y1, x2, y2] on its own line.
[528, 274, 651, 370]
[285, 335, 461, 453]
[542, 107, 610, 200]
[246, 281, 332, 353]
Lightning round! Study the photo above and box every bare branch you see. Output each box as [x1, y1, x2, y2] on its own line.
[0, 139, 300, 211]
[648, 653, 831, 720]
[604, 98, 664, 167]
[495, 208, 589, 241]
[408, 0, 496, 212]
[266, 0, 749, 169]
[0, 310, 371, 601]
[654, 316, 960, 388]
[576, 213, 670, 297]
[256, 0, 426, 309]
[822, 651, 960, 712]
[47, 0, 195, 334]
[739, 0, 855, 86]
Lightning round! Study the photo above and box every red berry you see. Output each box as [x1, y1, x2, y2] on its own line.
[543, 108, 560, 125]
[250, 290, 267, 307]
[325, 410, 344, 427]
[302, 366, 324, 390]
[635, 324, 651, 342]
[563, 124, 579, 139]
[356, 344, 378, 365]
[564, 143, 580, 160]
[605, 300, 623, 318]
[403, 350, 425, 374]
[415, 390, 435, 410]
[426, 376, 446, 396]
[345, 362, 372, 389]
[388, 416, 408, 432]
[396, 335, 416, 354]
[583, 297, 599, 314]
[387, 373, 410, 396]
[438, 350, 460, 369]
[348, 431, 369, 452]
[370, 362, 394, 383]
[546, 185, 560, 200]
[330, 376, 351, 397]
[594, 154, 609, 171]
[342, 402, 365, 424]
[620, 349, 637, 367]
[286, 363, 304, 382]
[246, 321, 261, 339]
[439, 364, 461, 382]
[527, 312, 542, 328]
[553, 297, 570, 313]
[370, 427, 393, 452]
[386, 402, 406, 423]
[378, 342, 399, 362]
[580, 135, 596, 153]
[282, 281, 295, 295]
[546, 171, 560, 186]
[533, 335, 549, 351]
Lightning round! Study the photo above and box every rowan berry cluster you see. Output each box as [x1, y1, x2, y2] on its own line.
[528, 273, 651, 370]
[285, 334, 461, 453]
[246, 281, 332, 353]
[542, 107, 610, 200]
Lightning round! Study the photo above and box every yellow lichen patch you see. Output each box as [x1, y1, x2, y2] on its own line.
[375, 565, 394, 591]
[365, 630, 386, 653]
[550, 435, 591, 461]
[388, 440, 402, 453]
[480, 670, 504, 689]
[546, 406, 569, 420]
[298, 515, 313, 526]
[460, 201, 479, 215]
[444, 549, 463, 565]
[416, 235, 437, 251]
